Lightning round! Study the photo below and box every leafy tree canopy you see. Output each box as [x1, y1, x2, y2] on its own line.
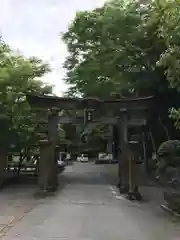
[62, 0, 176, 98]
[0, 38, 52, 156]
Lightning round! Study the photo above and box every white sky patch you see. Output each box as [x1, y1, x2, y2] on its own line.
[0, 0, 107, 96]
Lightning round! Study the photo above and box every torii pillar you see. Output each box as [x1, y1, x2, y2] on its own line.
[38, 107, 59, 194]
[0, 115, 9, 188]
[117, 108, 129, 193]
[0, 150, 7, 188]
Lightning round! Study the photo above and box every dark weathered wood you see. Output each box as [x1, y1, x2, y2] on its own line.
[27, 94, 154, 195]
[58, 115, 147, 126]
[27, 94, 154, 112]
[27, 94, 82, 110]
[142, 132, 148, 172]
[47, 108, 59, 191]
[103, 96, 154, 112]
[38, 140, 51, 191]
[118, 111, 129, 192]
[37, 108, 59, 193]
[0, 151, 7, 188]
[48, 109, 59, 143]
[38, 140, 58, 192]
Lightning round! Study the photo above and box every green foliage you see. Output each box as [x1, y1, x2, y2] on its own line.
[81, 123, 109, 146]
[155, 0, 180, 128]
[62, 0, 180, 135]
[0, 39, 52, 157]
[169, 108, 180, 130]
[62, 0, 170, 97]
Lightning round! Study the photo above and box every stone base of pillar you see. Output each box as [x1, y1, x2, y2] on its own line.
[119, 184, 129, 194]
[47, 146, 58, 192]
[37, 140, 58, 196]
[117, 172, 129, 193]
[117, 178, 129, 193]
[127, 186, 142, 201]
[118, 167, 129, 193]
[117, 182, 142, 200]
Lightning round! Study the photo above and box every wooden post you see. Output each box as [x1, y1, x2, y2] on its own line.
[0, 151, 7, 188]
[106, 125, 113, 163]
[38, 140, 51, 192]
[47, 107, 59, 191]
[113, 125, 119, 160]
[142, 131, 148, 172]
[117, 122, 121, 187]
[118, 109, 129, 193]
[127, 140, 142, 201]
[37, 107, 59, 194]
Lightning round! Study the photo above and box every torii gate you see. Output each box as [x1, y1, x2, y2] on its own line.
[26, 94, 154, 198]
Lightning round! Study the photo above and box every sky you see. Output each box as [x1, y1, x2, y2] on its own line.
[0, 0, 106, 96]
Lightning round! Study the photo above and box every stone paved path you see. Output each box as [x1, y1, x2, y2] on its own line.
[0, 162, 180, 239]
